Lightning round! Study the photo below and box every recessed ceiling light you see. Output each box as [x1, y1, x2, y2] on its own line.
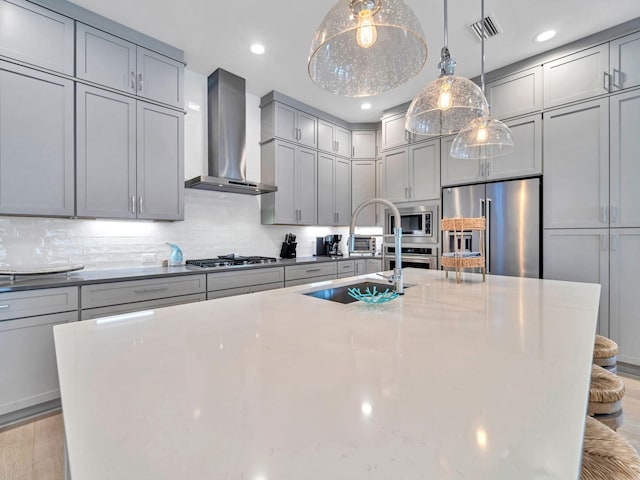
[361, 103, 372, 110]
[535, 30, 556, 42]
[250, 44, 265, 55]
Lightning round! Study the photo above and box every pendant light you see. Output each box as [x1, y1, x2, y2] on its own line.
[308, 0, 427, 97]
[405, 0, 488, 135]
[450, 0, 514, 159]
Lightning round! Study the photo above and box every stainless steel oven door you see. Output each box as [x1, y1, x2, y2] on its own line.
[384, 256, 438, 270]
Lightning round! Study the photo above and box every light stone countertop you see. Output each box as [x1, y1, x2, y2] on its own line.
[54, 268, 600, 479]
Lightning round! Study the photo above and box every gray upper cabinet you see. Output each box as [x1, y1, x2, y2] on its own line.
[76, 84, 136, 218]
[76, 23, 137, 94]
[486, 114, 542, 180]
[352, 130, 377, 159]
[0, 61, 74, 216]
[136, 102, 184, 220]
[0, 0, 74, 75]
[77, 85, 183, 220]
[262, 102, 317, 148]
[544, 44, 610, 108]
[485, 66, 542, 120]
[441, 136, 483, 187]
[77, 23, 184, 108]
[351, 160, 376, 225]
[317, 154, 350, 226]
[384, 140, 439, 203]
[318, 119, 350, 157]
[381, 112, 409, 151]
[610, 31, 640, 91]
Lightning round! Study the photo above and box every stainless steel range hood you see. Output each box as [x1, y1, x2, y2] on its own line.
[185, 69, 277, 195]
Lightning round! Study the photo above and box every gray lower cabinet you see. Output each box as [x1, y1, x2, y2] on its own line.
[0, 286, 78, 422]
[337, 260, 355, 278]
[76, 84, 184, 220]
[0, 0, 74, 75]
[365, 258, 382, 274]
[207, 267, 284, 299]
[76, 22, 184, 108]
[81, 275, 206, 311]
[80, 293, 205, 320]
[0, 61, 74, 216]
[284, 262, 338, 287]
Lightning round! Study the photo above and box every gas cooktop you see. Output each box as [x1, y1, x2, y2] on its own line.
[186, 255, 278, 268]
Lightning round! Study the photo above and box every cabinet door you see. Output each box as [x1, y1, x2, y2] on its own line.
[485, 66, 542, 120]
[335, 126, 351, 158]
[382, 113, 408, 150]
[610, 31, 640, 91]
[440, 135, 483, 187]
[410, 140, 440, 201]
[486, 114, 542, 181]
[544, 44, 609, 108]
[317, 119, 335, 154]
[609, 229, 640, 366]
[76, 23, 137, 94]
[352, 130, 376, 158]
[0, 61, 74, 216]
[354, 259, 366, 276]
[334, 157, 351, 225]
[351, 160, 376, 226]
[0, 311, 76, 416]
[137, 47, 184, 108]
[0, 0, 74, 75]
[76, 85, 136, 218]
[543, 99, 609, 228]
[610, 89, 640, 228]
[273, 141, 297, 224]
[365, 258, 382, 274]
[297, 111, 317, 148]
[383, 148, 408, 203]
[375, 158, 384, 226]
[136, 102, 184, 220]
[274, 103, 297, 142]
[296, 146, 317, 224]
[543, 229, 609, 336]
[317, 152, 335, 225]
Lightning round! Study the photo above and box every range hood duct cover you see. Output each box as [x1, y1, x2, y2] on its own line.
[185, 68, 277, 195]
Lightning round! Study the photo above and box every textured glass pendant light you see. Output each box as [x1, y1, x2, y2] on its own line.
[308, 0, 427, 97]
[405, 0, 488, 135]
[450, 0, 514, 159]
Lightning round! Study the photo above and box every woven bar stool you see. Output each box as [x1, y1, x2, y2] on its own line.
[588, 364, 625, 430]
[580, 415, 640, 480]
[594, 334, 619, 374]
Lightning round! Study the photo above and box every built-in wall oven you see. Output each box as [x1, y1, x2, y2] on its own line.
[383, 203, 440, 271]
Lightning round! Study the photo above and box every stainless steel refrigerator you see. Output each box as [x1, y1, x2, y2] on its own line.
[442, 177, 541, 278]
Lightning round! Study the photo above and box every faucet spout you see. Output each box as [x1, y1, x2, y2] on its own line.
[350, 198, 404, 295]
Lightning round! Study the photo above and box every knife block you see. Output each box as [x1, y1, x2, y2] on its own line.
[280, 242, 297, 259]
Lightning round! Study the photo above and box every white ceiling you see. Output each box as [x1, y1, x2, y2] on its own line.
[69, 0, 640, 123]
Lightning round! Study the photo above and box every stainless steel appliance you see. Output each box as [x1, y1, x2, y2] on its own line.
[442, 177, 541, 278]
[385, 204, 438, 241]
[324, 234, 343, 256]
[349, 235, 376, 255]
[186, 255, 277, 268]
[384, 245, 439, 270]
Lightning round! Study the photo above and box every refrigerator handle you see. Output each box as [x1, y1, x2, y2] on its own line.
[485, 198, 491, 274]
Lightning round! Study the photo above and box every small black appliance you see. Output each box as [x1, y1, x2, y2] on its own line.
[280, 233, 297, 259]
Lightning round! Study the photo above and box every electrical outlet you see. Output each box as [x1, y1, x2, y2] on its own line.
[142, 253, 157, 264]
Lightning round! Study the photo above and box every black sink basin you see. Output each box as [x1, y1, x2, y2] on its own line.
[304, 281, 411, 304]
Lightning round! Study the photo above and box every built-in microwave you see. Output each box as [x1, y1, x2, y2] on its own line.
[385, 205, 438, 242]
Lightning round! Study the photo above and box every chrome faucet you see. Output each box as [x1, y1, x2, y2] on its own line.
[350, 198, 404, 295]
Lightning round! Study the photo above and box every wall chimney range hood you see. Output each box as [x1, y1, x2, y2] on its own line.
[185, 69, 277, 195]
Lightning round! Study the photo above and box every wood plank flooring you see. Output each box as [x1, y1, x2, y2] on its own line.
[2, 374, 640, 478]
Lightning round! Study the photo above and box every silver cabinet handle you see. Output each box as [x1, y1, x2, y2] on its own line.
[297, 128, 302, 141]
[0, 305, 9, 309]
[479, 161, 484, 177]
[352, 145, 355, 157]
[138, 196, 143, 215]
[601, 205, 608, 224]
[138, 73, 143, 92]
[292, 128, 297, 140]
[611, 205, 618, 223]
[409, 186, 413, 198]
[130, 71, 136, 90]
[601, 234, 608, 252]
[485, 198, 492, 273]
[613, 68, 622, 89]
[336, 141, 339, 152]
[342, 264, 351, 269]
[131, 196, 136, 215]
[134, 286, 169, 294]
[404, 187, 409, 199]
[486, 160, 491, 177]
[306, 268, 321, 273]
[603, 72, 611, 92]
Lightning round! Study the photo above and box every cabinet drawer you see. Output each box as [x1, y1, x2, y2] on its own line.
[0, 287, 78, 322]
[285, 262, 338, 281]
[285, 274, 337, 288]
[81, 274, 206, 309]
[0, 310, 76, 416]
[81, 293, 205, 320]
[207, 267, 284, 292]
[207, 282, 283, 300]
[337, 261, 355, 275]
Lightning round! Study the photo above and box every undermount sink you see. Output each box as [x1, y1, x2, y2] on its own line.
[303, 281, 413, 304]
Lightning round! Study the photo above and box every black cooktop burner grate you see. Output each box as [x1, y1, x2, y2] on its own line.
[186, 256, 278, 268]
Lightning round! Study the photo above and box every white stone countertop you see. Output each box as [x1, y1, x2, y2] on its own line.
[54, 269, 600, 480]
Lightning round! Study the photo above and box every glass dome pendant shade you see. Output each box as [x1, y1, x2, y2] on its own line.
[308, 0, 428, 97]
[405, 0, 489, 136]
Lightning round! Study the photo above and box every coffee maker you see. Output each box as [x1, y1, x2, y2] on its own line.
[324, 234, 343, 256]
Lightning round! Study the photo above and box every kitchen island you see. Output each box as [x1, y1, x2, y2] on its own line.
[54, 269, 600, 479]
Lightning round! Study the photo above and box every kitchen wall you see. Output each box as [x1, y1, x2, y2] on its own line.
[0, 70, 372, 270]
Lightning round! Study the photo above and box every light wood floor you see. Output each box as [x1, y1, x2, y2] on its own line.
[2, 374, 640, 478]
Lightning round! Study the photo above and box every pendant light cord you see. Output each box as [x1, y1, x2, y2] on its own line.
[481, 0, 485, 94]
[443, 0, 448, 47]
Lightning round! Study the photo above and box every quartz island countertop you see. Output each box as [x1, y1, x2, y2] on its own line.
[54, 269, 600, 479]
